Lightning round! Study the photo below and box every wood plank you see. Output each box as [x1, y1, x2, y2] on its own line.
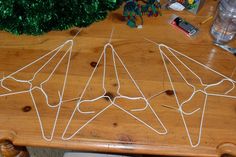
[0, 0, 236, 156]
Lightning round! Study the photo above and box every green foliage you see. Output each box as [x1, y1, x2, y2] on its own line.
[0, 0, 122, 35]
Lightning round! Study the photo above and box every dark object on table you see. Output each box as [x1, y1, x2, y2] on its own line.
[141, 0, 162, 17]
[169, 14, 198, 37]
[123, 0, 143, 28]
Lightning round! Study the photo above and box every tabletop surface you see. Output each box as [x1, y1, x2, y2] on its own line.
[0, 1, 236, 156]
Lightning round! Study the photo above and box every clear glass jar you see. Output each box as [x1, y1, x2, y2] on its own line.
[211, 0, 236, 43]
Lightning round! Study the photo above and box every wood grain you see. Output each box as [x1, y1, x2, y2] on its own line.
[0, 1, 236, 156]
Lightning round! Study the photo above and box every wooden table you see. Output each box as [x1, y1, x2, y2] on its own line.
[0, 1, 236, 157]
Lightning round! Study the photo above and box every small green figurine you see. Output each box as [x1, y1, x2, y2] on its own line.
[123, 0, 143, 28]
[141, 0, 162, 17]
